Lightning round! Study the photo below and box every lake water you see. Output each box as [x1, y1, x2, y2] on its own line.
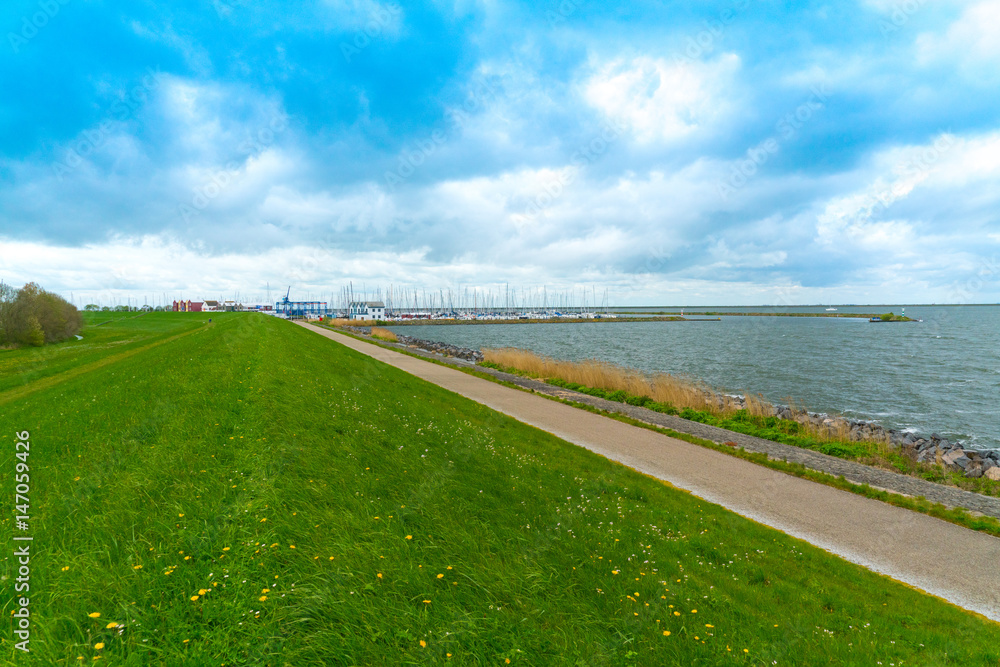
[389, 305, 1000, 452]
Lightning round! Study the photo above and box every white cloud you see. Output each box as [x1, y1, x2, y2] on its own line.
[814, 130, 1000, 249]
[582, 54, 741, 144]
[916, 1, 1000, 71]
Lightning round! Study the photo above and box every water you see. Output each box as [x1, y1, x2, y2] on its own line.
[389, 305, 1000, 452]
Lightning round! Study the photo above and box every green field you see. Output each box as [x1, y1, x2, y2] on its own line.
[2, 313, 998, 664]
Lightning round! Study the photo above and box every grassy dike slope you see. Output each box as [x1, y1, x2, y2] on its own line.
[1, 313, 998, 665]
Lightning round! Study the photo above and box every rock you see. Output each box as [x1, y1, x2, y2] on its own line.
[942, 448, 970, 469]
[964, 461, 985, 478]
[985, 467, 1000, 481]
[938, 439, 951, 450]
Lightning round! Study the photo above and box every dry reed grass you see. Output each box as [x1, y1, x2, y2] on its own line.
[323, 318, 355, 328]
[370, 326, 398, 342]
[483, 347, 878, 446]
[483, 347, 734, 415]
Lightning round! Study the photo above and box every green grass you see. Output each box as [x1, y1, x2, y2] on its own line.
[480, 366, 1000, 500]
[2, 313, 999, 664]
[0, 312, 206, 395]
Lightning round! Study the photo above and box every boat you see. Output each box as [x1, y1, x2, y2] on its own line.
[825, 307, 837, 311]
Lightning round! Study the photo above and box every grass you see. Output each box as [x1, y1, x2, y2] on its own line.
[481, 349, 1000, 499]
[0, 312, 206, 396]
[2, 313, 999, 664]
[370, 326, 399, 342]
[330, 329, 1000, 539]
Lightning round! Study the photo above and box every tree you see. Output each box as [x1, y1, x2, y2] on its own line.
[84, 304, 100, 311]
[0, 282, 83, 347]
[25, 315, 45, 347]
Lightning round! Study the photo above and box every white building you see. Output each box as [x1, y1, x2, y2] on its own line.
[349, 301, 386, 321]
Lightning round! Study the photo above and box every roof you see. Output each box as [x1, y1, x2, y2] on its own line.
[350, 301, 385, 308]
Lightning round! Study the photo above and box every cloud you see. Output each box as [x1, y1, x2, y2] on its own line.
[916, 1, 1000, 73]
[582, 54, 741, 144]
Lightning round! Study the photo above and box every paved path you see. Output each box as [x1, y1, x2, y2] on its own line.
[298, 322, 1000, 622]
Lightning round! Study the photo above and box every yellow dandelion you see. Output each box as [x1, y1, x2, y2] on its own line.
[198, 589, 209, 595]
[329, 557, 335, 560]
[133, 565, 142, 570]
[260, 518, 267, 522]
[178, 514, 184, 517]
[505, 660, 511, 665]
[259, 595, 268, 601]
[94, 643, 104, 650]
[437, 574, 444, 579]
[406, 535, 413, 540]
[184, 556, 191, 561]
[183, 639, 189, 643]
[289, 545, 296, 549]
[88, 612, 101, 618]
[419, 640, 427, 648]
[447, 566, 453, 570]
[695, 636, 699, 640]
[262, 588, 270, 593]
[105, 622, 118, 629]
[423, 600, 431, 604]
[612, 570, 619, 575]
[377, 573, 383, 579]
[62, 566, 70, 571]
[223, 547, 230, 551]
[663, 630, 671, 636]
[744, 649, 749, 653]
[674, 611, 681, 616]
[706, 624, 714, 628]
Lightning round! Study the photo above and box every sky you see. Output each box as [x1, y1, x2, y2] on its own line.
[1, 0, 999, 307]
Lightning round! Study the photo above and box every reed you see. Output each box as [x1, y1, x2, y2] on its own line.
[483, 347, 730, 415]
[482, 348, 889, 447]
[370, 326, 398, 342]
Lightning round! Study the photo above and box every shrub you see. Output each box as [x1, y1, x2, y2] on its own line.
[0, 282, 83, 348]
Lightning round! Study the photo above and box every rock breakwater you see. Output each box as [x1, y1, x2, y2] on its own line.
[343, 326, 485, 363]
[722, 395, 1000, 480]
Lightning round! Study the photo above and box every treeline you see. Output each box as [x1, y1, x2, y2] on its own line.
[0, 282, 83, 347]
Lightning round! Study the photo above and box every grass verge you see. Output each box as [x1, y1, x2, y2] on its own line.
[479, 354, 1000, 500]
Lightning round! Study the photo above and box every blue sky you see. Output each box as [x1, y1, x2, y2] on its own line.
[2, 0, 999, 306]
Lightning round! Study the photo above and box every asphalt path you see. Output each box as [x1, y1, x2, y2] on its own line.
[298, 322, 1000, 622]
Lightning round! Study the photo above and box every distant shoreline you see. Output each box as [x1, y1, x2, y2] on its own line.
[615, 311, 881, 318]
[386, 316, 700, 326]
